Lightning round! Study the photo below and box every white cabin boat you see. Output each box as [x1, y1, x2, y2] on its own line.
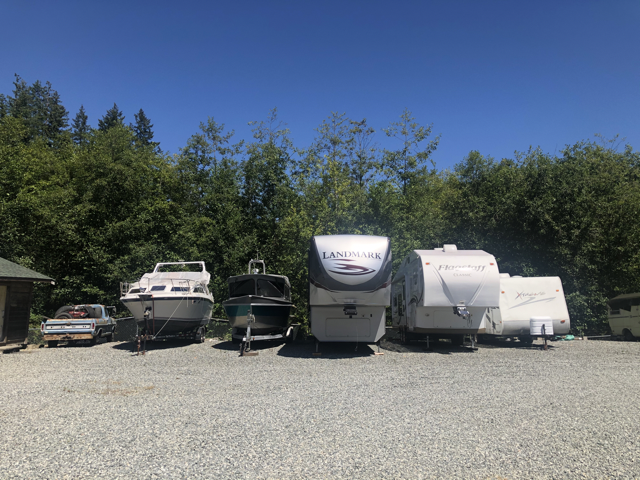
[120, 261, 214, 338]
[391, 245, 500, 343]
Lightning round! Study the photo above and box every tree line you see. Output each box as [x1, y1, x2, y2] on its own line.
[1, 75, 638, 334]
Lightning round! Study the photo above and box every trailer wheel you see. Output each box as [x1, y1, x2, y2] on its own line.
[520, 336, 534, 344]
[47, 340, 58, 348]
[195, 327, 205, 343]
[55, 313, 72, 320]
[623, 329, 635, 341]
[451, 335, 464, 346]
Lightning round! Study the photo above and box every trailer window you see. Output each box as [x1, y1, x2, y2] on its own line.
[257, 279, 285, 298]
[229, 279, 255, 297]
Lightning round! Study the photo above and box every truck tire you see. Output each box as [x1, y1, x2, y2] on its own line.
[108, 327, 116, 342]
[623, 329, 635, 341]
[54, 306, 73, 318]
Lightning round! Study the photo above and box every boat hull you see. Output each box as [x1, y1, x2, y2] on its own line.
[121, 295, 213, 335]
[223, 297, 292, 335]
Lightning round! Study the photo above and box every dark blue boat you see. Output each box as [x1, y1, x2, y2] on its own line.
[222, 260, 293, 337]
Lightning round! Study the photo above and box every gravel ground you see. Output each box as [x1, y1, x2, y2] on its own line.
[1, 336, 639, 479]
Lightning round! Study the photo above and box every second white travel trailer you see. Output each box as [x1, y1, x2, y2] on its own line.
[309, 235, 392, 345]
[391, 245, 500, 345]
[482, 274, 571, 341]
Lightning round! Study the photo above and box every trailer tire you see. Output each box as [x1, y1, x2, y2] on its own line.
[47, 340, 58, 348]
[195, 327, 205, 343]
[520, 336, 534, 344]
[451, 335, 464, 346]
[623, 329, 635, 341]
[55, 312, 72, 320]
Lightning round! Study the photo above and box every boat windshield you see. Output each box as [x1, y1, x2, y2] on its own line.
[257, 279, 287, 298]
[229, 279, 255, 297]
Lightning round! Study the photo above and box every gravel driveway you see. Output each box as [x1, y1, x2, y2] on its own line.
[1, 337, 639, 479]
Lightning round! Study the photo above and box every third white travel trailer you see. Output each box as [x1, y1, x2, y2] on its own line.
[309, 235, 392, 344]
[391, 245, 500, 344]
[482, 274, 570, 340]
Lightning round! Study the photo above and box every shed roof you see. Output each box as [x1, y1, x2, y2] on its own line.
[0, 257, 54, 283]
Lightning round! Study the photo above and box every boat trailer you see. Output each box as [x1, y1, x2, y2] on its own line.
[134, 310, 206, 355]
[237, 313, 300, 356]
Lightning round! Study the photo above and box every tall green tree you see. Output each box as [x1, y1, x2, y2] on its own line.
[71, 105, 90, 146]
[7, 74, 68, 144]
[98, 103, 125, 131]
[131, 108, 159, 151]
[383, 108, 440, 193]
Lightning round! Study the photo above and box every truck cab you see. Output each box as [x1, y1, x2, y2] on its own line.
[41, 304, 117, 348]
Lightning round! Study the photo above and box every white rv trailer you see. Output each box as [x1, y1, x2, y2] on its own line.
[391, 245, 500, 343]
[309, 235, 392, 343]
[482, 274, 570, 339]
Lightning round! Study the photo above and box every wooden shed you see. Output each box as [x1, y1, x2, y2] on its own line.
[0, 257, 54, 350]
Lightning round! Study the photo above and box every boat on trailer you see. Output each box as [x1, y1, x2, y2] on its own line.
[223, 260, 296, 349]
[120, 261, 214, 342]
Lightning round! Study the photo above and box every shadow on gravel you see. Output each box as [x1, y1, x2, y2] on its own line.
[381, 338, 479, 355]
[212, 340, 284, 354]
[477, 341, 556, 351]
[277, 341, 378, 358]
[110, 339, 198, 353]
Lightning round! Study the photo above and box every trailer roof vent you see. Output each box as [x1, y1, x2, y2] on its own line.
[443, 244, 457, 253]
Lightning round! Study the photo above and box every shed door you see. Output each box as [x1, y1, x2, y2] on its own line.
[0, 286, 6, 342]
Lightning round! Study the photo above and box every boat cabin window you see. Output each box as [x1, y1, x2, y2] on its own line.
[257, 279, 286, 298]
[229, 279, 255, 297]
[150, 285, 166, 292]
[192, 285, 205, 294]
[128, 287, 146, 294]
[171, 286, 189, 292]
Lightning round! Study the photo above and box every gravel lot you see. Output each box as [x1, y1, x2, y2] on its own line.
[1, 336, 639, 479]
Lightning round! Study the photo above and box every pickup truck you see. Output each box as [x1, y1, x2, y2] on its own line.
[41, 304, 117, 348]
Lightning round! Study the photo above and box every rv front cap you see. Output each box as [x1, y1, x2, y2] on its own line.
[314, 235, 389, 286]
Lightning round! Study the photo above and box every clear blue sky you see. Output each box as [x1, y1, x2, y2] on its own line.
[2, 0, 639, 170]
